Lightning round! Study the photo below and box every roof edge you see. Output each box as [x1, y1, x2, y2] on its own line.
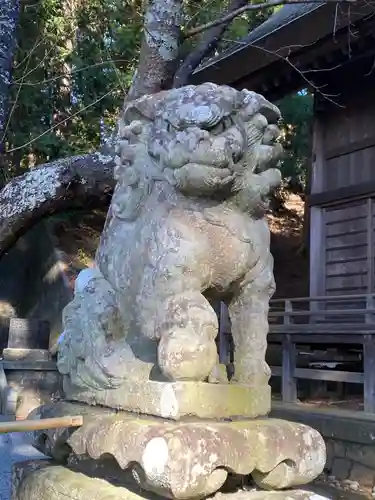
[193, 3, 325, 76]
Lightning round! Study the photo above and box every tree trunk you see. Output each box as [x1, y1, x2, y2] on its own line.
[0, 0, 20, 140]
[0, 0, 20, 186]
[0, 152, 115, 258]
[127, 0, 183, 101]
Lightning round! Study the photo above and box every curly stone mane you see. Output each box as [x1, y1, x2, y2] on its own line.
[111, 82, 282, 222]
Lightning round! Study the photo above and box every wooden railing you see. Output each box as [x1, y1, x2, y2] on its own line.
[268, 293, 375, 413]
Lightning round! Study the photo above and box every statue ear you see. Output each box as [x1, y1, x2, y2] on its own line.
[123, 91, 169, 124]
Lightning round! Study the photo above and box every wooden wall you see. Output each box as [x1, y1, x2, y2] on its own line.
[323, 89, 375, 191]
[324, 199, 372, 295]
[310, 87, 375, 297]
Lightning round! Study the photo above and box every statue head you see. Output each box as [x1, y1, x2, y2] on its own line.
[112, 83, 283, 219]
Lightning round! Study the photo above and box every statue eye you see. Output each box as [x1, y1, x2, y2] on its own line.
[210, 121, 225, 135]
[166, 122, 178, 133]
[209, 116, 234, 135]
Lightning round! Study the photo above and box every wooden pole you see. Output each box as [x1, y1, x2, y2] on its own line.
[0, 415, 83, 434]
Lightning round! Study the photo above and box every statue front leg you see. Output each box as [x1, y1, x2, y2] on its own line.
[157, 289, 219, 382]
[228, 253, 275, 388]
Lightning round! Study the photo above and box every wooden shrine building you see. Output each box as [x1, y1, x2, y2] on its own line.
[192, 2, 375, 298]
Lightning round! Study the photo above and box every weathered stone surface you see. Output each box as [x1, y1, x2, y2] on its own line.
[331, 458, 351, 480]
[29, 402, 326, 498]
[346, 443, 375, 469]
[3, 348, 52, 361]
[324, 439, 334, 471]
[14, 465, 145, 500]
[349, 464, 374, 489]
[13, 463, 331, 500]
[62, 378, 271, 420]
[214, 491, 330, 500]
[270, 403, 375, 489]
[57, 83, 283, 417]
[11, 459, 53, 500]
[7, 369, 61, 419]
[333, 441, 346, 460]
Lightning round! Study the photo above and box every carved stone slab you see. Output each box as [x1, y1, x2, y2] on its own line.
[30, 402, 326, 500]
[62, 378, 271, 420]
[13, 463, 330, 500]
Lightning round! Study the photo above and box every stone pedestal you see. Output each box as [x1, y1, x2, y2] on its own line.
[63, 378, 271, 420]
[11, 401, 327, 500]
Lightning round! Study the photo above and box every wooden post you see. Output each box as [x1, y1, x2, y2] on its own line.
[364, 294, 375, 413]
[282, 300, 297, 402]
[309, 110, 326, 300]
[363, 334, 375, 413]
[366, 199, 374, 294]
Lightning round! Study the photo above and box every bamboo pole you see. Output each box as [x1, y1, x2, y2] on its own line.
[0, 415, 83, 434]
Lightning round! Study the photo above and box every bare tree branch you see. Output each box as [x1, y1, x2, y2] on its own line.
[184, 0, 355, 38]
[221, 36, 343, 106]
[173, 0, 248, 88]
[0, 153, 115, 259]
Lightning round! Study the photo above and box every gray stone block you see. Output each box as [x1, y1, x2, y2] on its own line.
[331, 458, 352, 480]
[346, 443, 375, 469]
[11, 459, 53, 500]
[350, 463, 375, 489]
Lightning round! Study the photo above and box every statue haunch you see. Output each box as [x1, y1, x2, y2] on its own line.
[58, 83, 283, 394]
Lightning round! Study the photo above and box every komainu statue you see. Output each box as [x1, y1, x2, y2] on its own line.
[13, 84, 326, 500]
[57, 83, 283, 417]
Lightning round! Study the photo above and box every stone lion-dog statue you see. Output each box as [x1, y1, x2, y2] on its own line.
[58, 83, 283, 414]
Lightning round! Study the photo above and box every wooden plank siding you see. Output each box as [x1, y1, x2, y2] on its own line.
[324, 200, 369, 298]
[310, 86, 375, 297]
[323, 88, 375, 191]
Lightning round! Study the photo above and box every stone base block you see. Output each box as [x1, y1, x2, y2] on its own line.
[7, 368, 61, 419]
[13, 463, 330, 500]
[30, 401, 326, 500]
[3, 348, 52, 362]
[11, 459, 53, 500]
[63, 377, 271, 419]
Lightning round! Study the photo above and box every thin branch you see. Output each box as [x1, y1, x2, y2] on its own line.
[13, 60, 130, 86]
[0, 26, 39, 144]
[173, 0, 248, 88]
[220, 37, 343, 106]
[185, 0, 355, 38]
[7, 86, 120, 153]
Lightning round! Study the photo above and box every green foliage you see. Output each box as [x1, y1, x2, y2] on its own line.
[4, 0, 142, 172]
[278, 91, 314, 189]
[4, 0, 311, 192]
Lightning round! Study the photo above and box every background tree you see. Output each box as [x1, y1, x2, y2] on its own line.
[0, 0, 322, 257]
[0, 0, 21, 186]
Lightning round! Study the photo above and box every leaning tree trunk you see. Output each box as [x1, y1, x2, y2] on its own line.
[0, 153, 115, 258]
[0, 0, 20, 186]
